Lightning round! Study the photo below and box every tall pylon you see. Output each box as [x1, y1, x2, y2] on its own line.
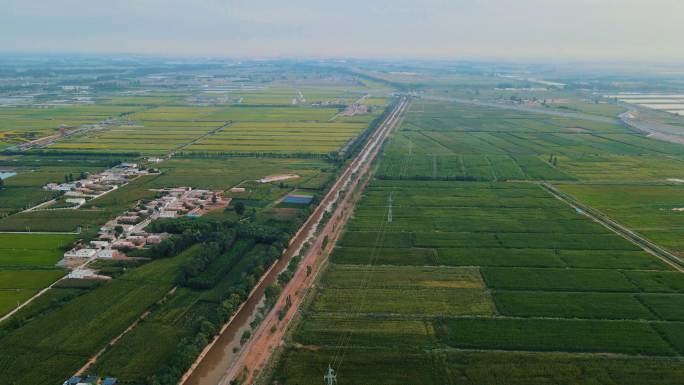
[324, 364, 337, 385]
[387, 192, 393, 223]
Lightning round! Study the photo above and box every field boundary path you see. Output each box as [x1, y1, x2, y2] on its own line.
[72, 286, 179, 376]
[541, 182, 684, 272]
[12, 107, 152, 152]
[219, 98, 409, 385]
[167, 120, 232, 158]
[0, 252, 95, 323]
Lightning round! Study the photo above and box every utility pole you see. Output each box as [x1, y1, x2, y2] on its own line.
[387, 192, 393, 224]
[324, 364, 337, 385]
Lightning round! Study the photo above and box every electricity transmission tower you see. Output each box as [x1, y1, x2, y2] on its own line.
[324, 364, 337, 385]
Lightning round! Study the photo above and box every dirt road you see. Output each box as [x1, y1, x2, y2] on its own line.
[219, 97, 409, 385]
[0, 251, 96, 323]
[179, 98, 409, 385]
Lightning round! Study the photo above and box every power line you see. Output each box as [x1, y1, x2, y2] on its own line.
[326, 99, 408, 380]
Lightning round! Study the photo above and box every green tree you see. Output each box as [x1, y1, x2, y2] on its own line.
[234, 201, 246, 216]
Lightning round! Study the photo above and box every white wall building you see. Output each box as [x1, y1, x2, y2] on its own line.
[64, 248, 97, 259]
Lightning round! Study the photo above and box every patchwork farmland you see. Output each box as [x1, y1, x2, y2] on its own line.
[185, 121, 368, 153]
[273, 181, 684, 384]
[270, 99, 684, 385]
[0, 233, 73, 318]
[3, 57, 684, 385]
[0, 62, 399, 385]
[0, 105, 144, 149]
[46, 90, 387, 155]
[560, 183, 684, 256]
[378, 101, 684, 182]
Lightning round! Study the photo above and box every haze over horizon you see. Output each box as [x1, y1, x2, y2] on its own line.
[1, 0, 683, 61]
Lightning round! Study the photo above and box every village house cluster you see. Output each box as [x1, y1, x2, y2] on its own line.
[44, 162, 154, 208]
[60, 186, 230, 278]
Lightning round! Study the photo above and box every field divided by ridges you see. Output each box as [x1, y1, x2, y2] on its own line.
[273, 179, 684, 384]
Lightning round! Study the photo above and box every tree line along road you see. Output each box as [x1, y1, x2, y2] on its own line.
[181, 97, 411, 385]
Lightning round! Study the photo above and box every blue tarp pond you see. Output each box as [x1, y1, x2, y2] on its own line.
[282, 194, 313, 205]
[0, 171, 16, 180]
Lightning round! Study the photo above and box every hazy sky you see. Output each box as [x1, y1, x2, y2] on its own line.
[1, 0, 683, 60]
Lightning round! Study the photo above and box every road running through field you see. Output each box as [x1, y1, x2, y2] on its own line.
[180, 97, 410, 385]
[542, 182, 684, 272]
[221, 97, 409, 385]
[0, 253, 96, 323]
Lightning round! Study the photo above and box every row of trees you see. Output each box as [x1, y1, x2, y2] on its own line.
[62, 171, 89, 183]
[146, 139, 342, 385]
[147, 217, 292, 385]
